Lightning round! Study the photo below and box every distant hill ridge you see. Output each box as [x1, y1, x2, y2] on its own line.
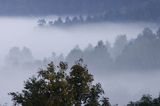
[0, 0, 160, 21]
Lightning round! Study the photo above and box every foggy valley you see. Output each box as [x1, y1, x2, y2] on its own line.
[0, 17, 159, 105]
[0, 0, 160, 106]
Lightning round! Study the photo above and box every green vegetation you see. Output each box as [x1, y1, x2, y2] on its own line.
[127, 94, 160, 106]
[9, 59, 110, 106]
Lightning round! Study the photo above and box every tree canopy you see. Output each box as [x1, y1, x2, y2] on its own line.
[127, 94, 160, 106]
[9, 59, 110, 106]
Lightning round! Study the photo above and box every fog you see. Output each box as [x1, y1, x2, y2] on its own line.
[94, 71, 160, 106]
[0, 17, 159, 105]
[0, 17, 158, 59]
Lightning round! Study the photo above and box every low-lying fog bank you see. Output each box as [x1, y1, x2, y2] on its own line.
[0, 17, 160, 105]
[0, 17, 158, 59]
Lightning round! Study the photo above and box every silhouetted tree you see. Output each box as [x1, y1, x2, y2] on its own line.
[5, 47, 38, 69]
[72, 17, 79, 24]
[66, 45, 83, 65]
[101, 97, 111, 106]
[84, 83, 104, 106]
[48, 21, 54, 26]
[115, 28, 160, 70]
[65, 17, 72, 25]
[86, 16, 93, 23]
[79, 15, 84, 23]
[139, 94, 152, 106]
[54, 17, 63, 26]
[38, 19, 46, 26]
[112, 35, 127, 59]
[152, 94, 160, 106]
[156, 28, 160, 39]
[127, 94, 160, 106]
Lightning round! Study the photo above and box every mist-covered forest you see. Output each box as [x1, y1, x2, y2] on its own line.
[0, 26, 159, 105]
[0, 0, 160, 106]
[0, 0, 160, 22]
[3, 28, 160, 72]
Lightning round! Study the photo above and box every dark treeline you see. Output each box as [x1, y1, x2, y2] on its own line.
[38, 16, 85, 27]
[4, 28, 160, 71]
[38, 13, 132, 27]
[127, 94, 160, 106]
[1, 0, 160, 22]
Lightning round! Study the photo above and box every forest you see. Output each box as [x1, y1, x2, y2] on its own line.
[1, 27, 159, 105]
[4, 28, 160, 72]
[0, 0, 160, 105]
[0, 0, 160, 22]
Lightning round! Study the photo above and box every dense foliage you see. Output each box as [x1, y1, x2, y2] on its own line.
[127, 94, 160, 106]
[9, 59, 110, 106]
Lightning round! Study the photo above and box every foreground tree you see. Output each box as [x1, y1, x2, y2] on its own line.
[9, 59, 110, 106]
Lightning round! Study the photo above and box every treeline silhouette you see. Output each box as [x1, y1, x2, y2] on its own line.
[1, 0, 160, 22]
[38, 12, 160, 27]
[127, 94, 160, 106]
[38, 16, 85, 27]
[38, 13, 127, 27]
[4, 47, 42, 70]
[66, 28, 160, 71]
[4, 28, 160, 71]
